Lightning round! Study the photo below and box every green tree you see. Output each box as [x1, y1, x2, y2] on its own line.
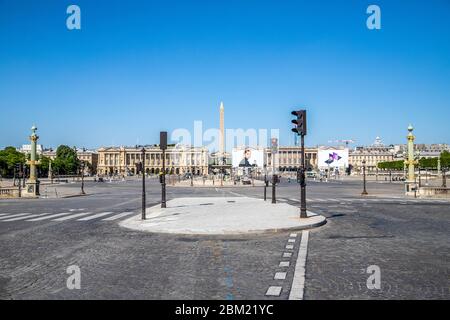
[419, 157, 437, 169]
[37, 155, 51, 177]
[53, 145, 80, 175]
[441, 151, 450, 168]
[377, 160, 404, 171]
[0, 146, 26, 178]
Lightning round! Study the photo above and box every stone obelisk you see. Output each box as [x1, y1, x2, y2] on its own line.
[219, 101, 225, 164]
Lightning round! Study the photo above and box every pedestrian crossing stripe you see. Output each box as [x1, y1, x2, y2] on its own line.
[0, 213, 33, 220]
[101, 211, 135, 221]
[1, 213, 51, 222]
[53, 211, 94, 221]
[77, 212, 114, 221]
[27, 212, 75, 221]
[0, 211, 138, 223]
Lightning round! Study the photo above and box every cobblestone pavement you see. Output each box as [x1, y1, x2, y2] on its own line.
[0, 178, 448, 299]
[229, 180, 450, 299]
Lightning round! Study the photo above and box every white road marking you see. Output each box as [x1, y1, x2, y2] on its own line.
[52, 212, 94, 221]
[265, 286, 282, 296]
[0, 213, 32, 220]
[27, 212, 74, 221]
[227, 191, 243, 197]
[2, 213, 51, 221]
[289, 230, 309, 300]
[286, 244, 294, 250]
[274, 272, 287, 280]
[77, 212, 114, 221]
[102, 211, 135, 221]
[279, 261, 290, 267]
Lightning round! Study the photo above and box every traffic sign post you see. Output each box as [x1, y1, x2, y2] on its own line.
[271, 138, 278, 204]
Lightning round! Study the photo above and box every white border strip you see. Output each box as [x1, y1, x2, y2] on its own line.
[289, 230, 309, 300]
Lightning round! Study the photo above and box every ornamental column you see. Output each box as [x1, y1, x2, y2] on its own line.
[404, 124, 417, 195]
[25, 125, 40, 197]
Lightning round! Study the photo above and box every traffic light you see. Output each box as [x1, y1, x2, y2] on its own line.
[291, 110, 307, 136]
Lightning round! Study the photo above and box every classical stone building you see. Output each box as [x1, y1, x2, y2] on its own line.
[349, 139, 395, 172]
[77, 149, 99, 174]
[349, 148, 395, 172]
[264, 146, 318, 172]
[96, 145, 209, 176]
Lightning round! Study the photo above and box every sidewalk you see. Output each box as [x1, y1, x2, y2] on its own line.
[120, 197, 326, 235]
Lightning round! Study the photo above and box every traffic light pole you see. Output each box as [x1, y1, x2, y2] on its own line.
[161, 149, 166, 208]
[300, 134, 307, 218]
[271, 150, 276, 204]
[271, 174, 276, 204]
[263, 166, 267, 201]
[291, 109, 308, 218]
[141, 148, 146, 220]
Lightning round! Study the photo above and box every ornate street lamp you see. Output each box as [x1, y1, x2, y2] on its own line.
[80, 161, 85, 195]
[361, 160, 368, 195]
[443, 167, 447, 188]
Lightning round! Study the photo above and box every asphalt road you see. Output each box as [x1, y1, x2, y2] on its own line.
[0, 177, 449, 299]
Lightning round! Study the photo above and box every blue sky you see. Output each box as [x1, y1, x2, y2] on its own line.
[1, 0, 449, 151]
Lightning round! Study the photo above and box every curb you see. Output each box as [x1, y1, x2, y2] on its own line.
[60, 193, 89, 199]
[120, 213, 327, 236]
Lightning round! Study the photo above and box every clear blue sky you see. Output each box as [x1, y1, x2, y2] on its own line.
[1, 0, 449, 150]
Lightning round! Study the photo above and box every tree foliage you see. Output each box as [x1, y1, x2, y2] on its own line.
[0, 146, 26, 178]
[37, 155, 51, 177]
[377, 160, 404, 170]
[52, 145, 80, 175]
[378, 151, 450, 170]
[441, 151, 450, 168]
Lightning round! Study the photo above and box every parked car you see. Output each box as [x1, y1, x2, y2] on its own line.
[241, 176, 251, 185]
[183, 172, 193, 179]
[306, 171, 317, 178]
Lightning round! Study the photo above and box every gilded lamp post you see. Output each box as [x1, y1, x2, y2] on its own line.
[404, 124, 418, 195]
[25, 125, 40, 196]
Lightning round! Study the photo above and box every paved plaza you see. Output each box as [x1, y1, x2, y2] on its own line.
[0, 177, 448, 300]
